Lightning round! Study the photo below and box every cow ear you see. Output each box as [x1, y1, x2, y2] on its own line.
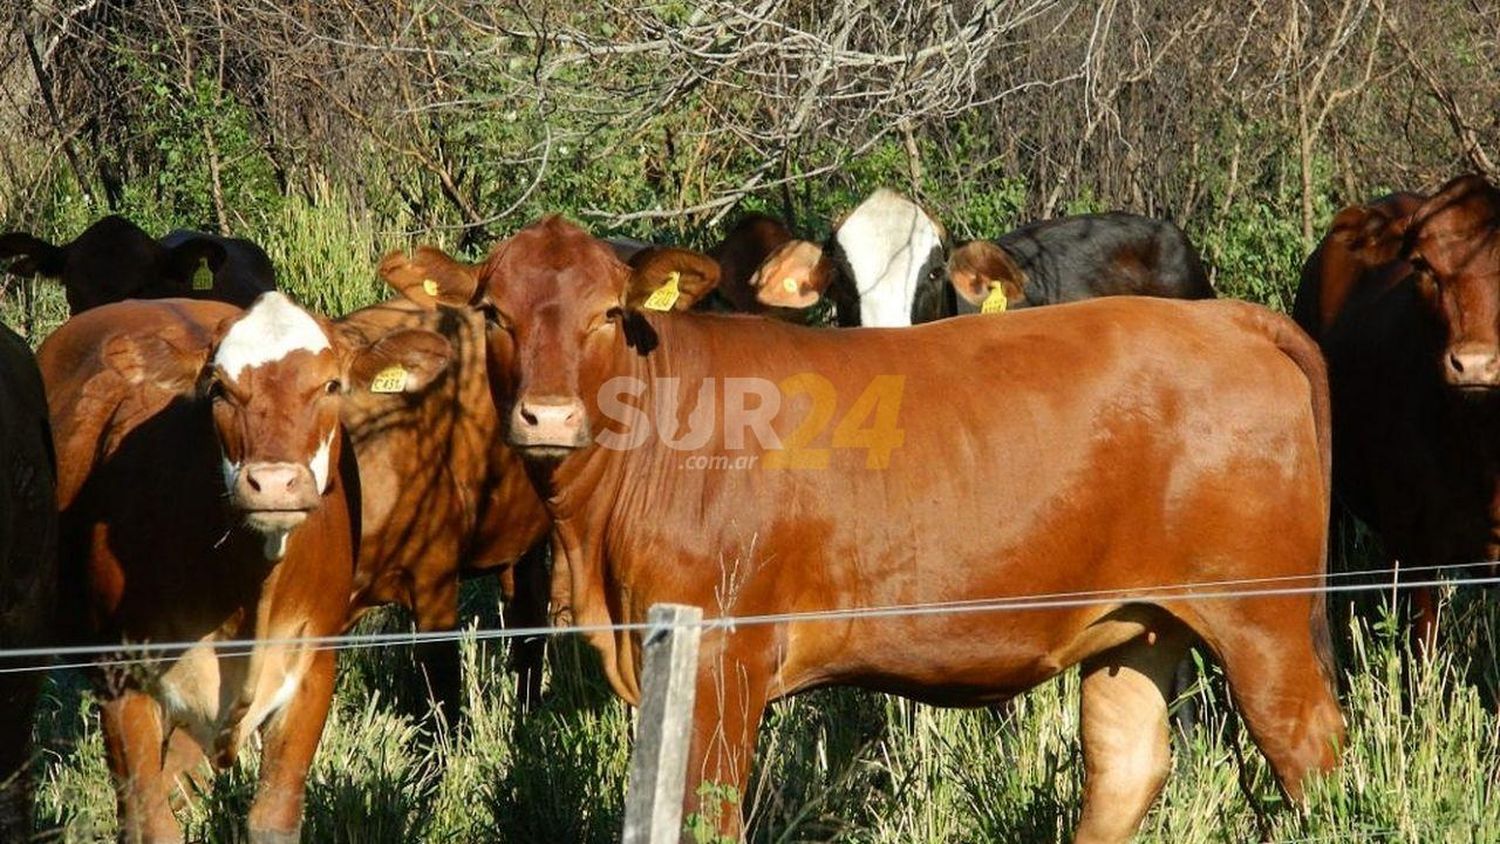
[344, 327, 453, 395]
[380, 246, 480, 309]
[164, 236, 228, 291]
[949, 241, 1024, 307]
[102, 331, 210, 395]
[625, 247, 720, 312]
[751, 240, 829, 309]
[0, 232, 66, 277]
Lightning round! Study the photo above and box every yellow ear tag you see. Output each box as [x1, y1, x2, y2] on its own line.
[369, 364, 408, 394]
[422, 278, 439, 298]
[781, 276, 799, 293]
[191, 257, 213, 291]
[643, 271, 681, 311]
[980, 281, 1008, 314]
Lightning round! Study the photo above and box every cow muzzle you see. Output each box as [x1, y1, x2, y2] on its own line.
[509, 395, 591, 457]
[1443, 344, 1500, 391]
[231, 461, 321, 531]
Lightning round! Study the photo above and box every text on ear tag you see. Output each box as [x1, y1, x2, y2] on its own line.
[191, 258, 214, 291]
[422, 278, 440, 298]
[980, 281, 1008, 314]
[643, 271, 681, 311]
[369, 364, 409, 394]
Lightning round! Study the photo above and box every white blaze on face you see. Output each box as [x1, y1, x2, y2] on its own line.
[309, 430, 335, 494]
[212, 292, 331, 381]
[833, 189, 945, 328]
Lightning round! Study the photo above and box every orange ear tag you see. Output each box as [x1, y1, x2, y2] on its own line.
[369, 364, 408, 394]
[980, 281, 1008, 314]
[643, 271, 681, 311]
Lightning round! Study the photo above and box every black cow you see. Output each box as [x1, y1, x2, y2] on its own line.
[0, 215, 275, 315]
[917, 212, 1215, 322]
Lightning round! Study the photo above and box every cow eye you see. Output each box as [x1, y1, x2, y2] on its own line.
[324, 379, 342, 395]
[606, 306, 625, 322]
[205, 378, 226, 401]
[480, 304, 510, 331]
[1409, 254, 1429, 273]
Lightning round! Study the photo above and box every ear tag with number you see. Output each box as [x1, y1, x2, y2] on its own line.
[191, 257, 214, 291]
[980, 281, 1008, 314]
[422, 278, 440, 298]
[369, 364, 409, 394]
[643, 271, 681, 311]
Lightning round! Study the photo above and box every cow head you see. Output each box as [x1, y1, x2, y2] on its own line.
[825, 189, 948, 327]
[947, 240, 1027, 312]
[750, 240, 833, 311]
[0, 215, 228, 315]
[1400, 174, 1500, 392]
[384, 218, 710, 462]
[204, 292, 450, 558]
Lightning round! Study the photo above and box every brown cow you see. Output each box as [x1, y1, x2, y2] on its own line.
[0, 215, 275, 315]
[39, 293, 448, 843]
[1294, 174, 1500, 648]
[0, 320, 58, 836]
[604, 213, 795, 317]
[395, 216, 1345, 843]
[335, 263, 554, 714]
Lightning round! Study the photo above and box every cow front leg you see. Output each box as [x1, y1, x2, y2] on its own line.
[503, 542, 552, 712]
[246, 648, 336, 844]
[410, 576, 461, 728]
[99, 689, 183, 844]
[680, 642, 769, 841]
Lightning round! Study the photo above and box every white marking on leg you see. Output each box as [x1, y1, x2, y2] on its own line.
[834, 189, 944, 328]
[308, 430, 335, 493]
[213, 292, 331, 381]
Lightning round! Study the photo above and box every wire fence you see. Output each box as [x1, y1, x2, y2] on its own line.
[2, 559, 1494, 676]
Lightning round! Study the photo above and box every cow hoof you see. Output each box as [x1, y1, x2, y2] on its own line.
[248, 826, 301, 844]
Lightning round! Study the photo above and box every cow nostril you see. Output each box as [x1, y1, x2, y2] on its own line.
[246, 474, 262, 493]
[520, 405, 539, 426]
[1450, 354, 1466, 374]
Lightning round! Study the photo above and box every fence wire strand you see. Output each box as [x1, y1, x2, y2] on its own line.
[0, 560, 1492, 676]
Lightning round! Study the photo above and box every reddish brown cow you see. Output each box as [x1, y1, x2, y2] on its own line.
[1, 215, 276, 315]
[394, 216, 1345, 843]
[1294, 174, 1500, 647]
[335, 263, 554, 712]
[0, 320, 58, 836]
[40, 293, 448, 843]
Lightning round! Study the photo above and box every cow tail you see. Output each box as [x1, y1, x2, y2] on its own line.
[1266, 312, 1339, 685]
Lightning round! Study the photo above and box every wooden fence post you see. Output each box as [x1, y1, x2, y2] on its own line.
[621, 602, 704, 844]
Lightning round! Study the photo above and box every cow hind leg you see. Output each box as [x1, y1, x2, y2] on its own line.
[1074, 629, 1186, 844]
[1206, 607, 1344, 801]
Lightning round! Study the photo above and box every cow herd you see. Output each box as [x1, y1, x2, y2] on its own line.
[0, 174, 1496, 842]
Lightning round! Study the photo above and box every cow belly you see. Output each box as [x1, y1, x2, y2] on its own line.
[777, 604, 1157, 705]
